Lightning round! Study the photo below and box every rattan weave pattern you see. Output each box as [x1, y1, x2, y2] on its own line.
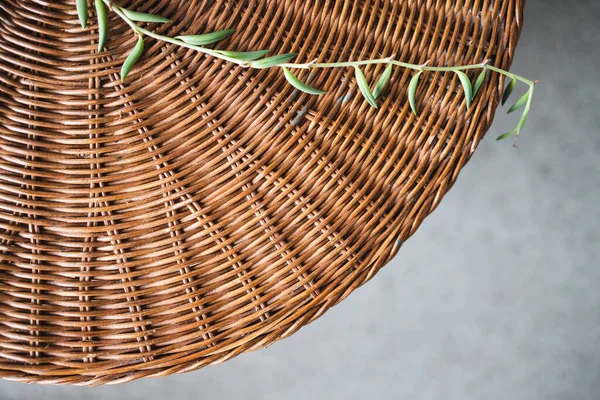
[0, 0, 524, 385]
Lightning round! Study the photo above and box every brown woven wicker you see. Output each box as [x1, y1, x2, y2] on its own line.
[0, 0, 524, 385]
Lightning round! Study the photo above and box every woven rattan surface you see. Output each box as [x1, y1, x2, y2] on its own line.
[0, 0, 524, 385]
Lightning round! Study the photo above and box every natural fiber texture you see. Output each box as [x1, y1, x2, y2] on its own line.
[0, 0, 524, 385]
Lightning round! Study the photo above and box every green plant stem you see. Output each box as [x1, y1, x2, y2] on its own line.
[105, 0, 528, 82]
[105, 0, 531, 82]
[485, 65, 534, 86]
[100, 0, 535, 142]
[283, 58, 486, 72]
[284, 60, 534, 91]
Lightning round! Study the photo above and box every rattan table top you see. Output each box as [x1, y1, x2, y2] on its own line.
[0, 0, 524, 385]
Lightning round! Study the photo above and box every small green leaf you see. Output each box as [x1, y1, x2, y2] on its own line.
[455, 71, 473, 109]
[251, 53, 297, 69]
[496, 130, 516, 141]
[215, 50, 271, 61]
[472, 69, 486, 100]
[282, 67, 325, 95]
[373, 64, 393, 99]
[408, 71, 422, 115]
[516, 108, 530, 133]
[354, 66, 378, 108]
[517, 116, 528, 134]
[507, 91, 530, 114]
[119, 7, 170, 23]
[76, 0, 88, 28]
[176, 29, 236, 46]
[502, 78, 516, 106]
[121, 35, 144, 81]
[95, 0, 108, 51]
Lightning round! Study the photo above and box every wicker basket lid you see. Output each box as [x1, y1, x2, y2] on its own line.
[0, 0, 523, 385]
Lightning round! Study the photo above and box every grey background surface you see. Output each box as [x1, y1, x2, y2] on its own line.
[1, 0, 599, 399]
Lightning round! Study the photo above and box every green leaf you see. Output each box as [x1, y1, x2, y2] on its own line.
[119, 7, 170, 23]
[502, 78, 516, 106]
[496, 130, 516, 141]
[455, 71, 473, 109]
[373, 64, 393, 99]
[121, 35, 144, 81]
[176, 29, 236, 46]
[516, 107, 530, 133]
[251, 53, 297, 69]
[215, 50, 271, 61]
[76, 0, 88, 28]
[517, 115, 528, 133]
[354, 66, 378, 108]
[507, 91, 530, 114]
[408, 71, 422, 115]
[472, 69, 486, 100]
[282, 67, 325, 95]
[95, 0, 108, 51]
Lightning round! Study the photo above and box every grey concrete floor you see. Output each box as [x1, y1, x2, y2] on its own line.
[1, 0, 599, 399]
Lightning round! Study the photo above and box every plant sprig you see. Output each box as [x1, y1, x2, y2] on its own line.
[79, 0, 536, 144]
